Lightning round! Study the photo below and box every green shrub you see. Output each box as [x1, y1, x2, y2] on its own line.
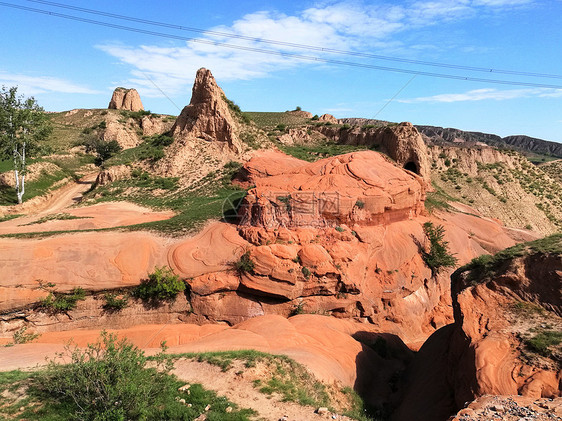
[335, 226, 345, 232]
[134, 267, 185, 301]
[311, 114, 319, 120]
[276, 124, 287, 132]
[103, 293, 129, 311]
[422, 222, 458, 273]
[355, 200, 365, 209]
[235, 251, 255, 274]
[302, 267, 311, 279]
[12, 326, 41, 344]
[40, 287, 86, 313]
[39, 332, 179, 420]
[524, 330, 562, 357]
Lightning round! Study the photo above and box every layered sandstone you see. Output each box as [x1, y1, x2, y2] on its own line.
[238, 150, 426, 230]
[393, 236, 562, 421]
[108, 87, 144, 112]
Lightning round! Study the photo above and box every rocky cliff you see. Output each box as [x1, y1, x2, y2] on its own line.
[417, 125, 562, 158]
[108, 87, 144, 112]
[157, 68, 246, 179]
[315, 122, 431, 180]
[171, 68, 239, 146]
[393, 234, 562, 421]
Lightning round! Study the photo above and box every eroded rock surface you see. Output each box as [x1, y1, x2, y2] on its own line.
[108, 87, 144, 111]
[239, 150, 426, 230]
[393, 237, 562, 421]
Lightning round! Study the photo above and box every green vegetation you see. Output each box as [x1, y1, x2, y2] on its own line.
[222, 95, 251, 125]
[86, 160, 246, 235]
[0, 213, 22, 222]
[39, 287, 86, 313]
[459, 234, 562, 285]
[133, 266, 186, 302]
[243, 111, 311, 129]
[235, 251, 255, 274]
[1, 332, 254, 421]
[355, 199, 365, 209]
[279, 142, 367, 162]
[524, 330, 562, 358]
[167, 350, 331, 408]
[103, 292, 129, 311]
[23, 213, 90, 226]
[0, 86, 52, 203]
[422, 222, 458, 273]
[12, 326, 41, 345]
[301, 266, 311, 279]
[105, 133, 173, 166]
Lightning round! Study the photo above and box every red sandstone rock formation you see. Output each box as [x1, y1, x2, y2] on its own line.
[393, 237, 562, 421]
[108, 87, 144, 112]
[238, 150, 426, 230]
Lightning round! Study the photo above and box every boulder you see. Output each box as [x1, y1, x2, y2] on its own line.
[108, 87, 144, 112]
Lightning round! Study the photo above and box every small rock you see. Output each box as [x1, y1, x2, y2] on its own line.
[194, 415, 207, 421]
[178, 384, 191, 392]
[225, 406, 233, 413]
[179, 398, 186, 405]
[491, 405, 505, 412]
[278, 416, 289, 421]
[316, 407, 329, 415]
[205, 404, 211, 411]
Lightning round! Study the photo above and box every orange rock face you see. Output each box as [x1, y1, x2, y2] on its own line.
[238, 150, 426, 230]
[108, 87, 144, 112]
[393, 245, 562, 421]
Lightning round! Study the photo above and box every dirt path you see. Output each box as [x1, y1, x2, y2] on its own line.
[172, 359, 354, 421]
[0, 173, 175, 235]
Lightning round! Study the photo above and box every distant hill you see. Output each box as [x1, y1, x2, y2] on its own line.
[415, 125, 562, 159]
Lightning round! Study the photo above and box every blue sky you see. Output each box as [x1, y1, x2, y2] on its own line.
[1, 0, 561, 142]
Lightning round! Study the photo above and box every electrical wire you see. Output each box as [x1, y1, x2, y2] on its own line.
[24, 0, 562, 80]
[2, 1, 562, 89]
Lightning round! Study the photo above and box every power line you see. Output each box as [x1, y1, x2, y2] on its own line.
[3, 1, 562, 90]
[24, 0, 562, 81]
[374, 75, 417, 119]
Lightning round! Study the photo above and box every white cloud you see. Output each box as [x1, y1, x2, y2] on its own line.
[96, 0, 541, 97]
[398, 87, 562, 103]
[0, 72, 101, 95]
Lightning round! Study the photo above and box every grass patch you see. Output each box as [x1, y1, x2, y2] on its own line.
[106, 133, 173, 166]
[86, 161, 246, 235]
[0, 334, 255, 421]
[22, 213, 91, 226]
[424, 183, 455, 213]
[457, 233, 562, 286]
[165, 350, 331, 408]
[0, 213, 22, 222]
[524, 330, 562, 358]
[279, 142, 368, 162]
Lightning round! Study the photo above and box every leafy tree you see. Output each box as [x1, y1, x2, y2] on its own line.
[0, 86, 51, 204]
[90, 139, 122, 166]
[422, 222, 458, 273]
